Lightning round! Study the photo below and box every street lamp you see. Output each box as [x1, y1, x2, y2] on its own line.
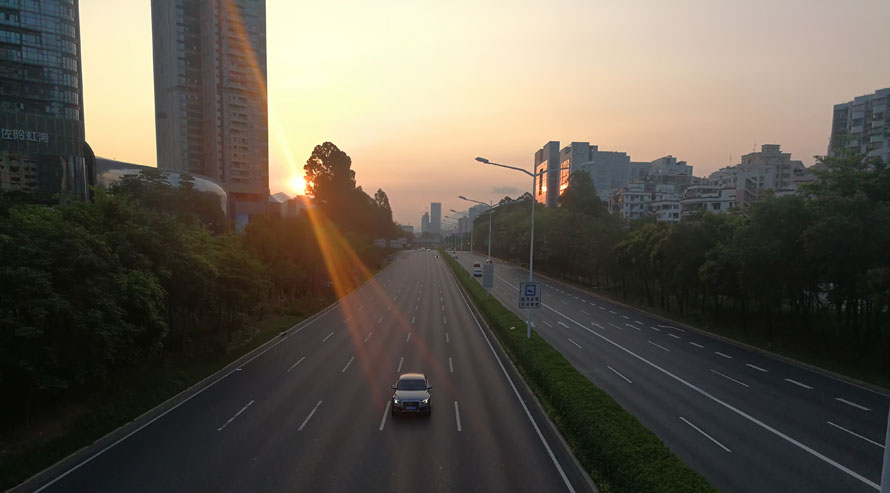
[450, 208, 472, 254]
[459, 196, 493, 260]
[475, 156, 571, 338]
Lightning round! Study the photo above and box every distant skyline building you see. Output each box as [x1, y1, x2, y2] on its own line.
[829, 87, 889, 163]
[421, 211, 429, 234]
[151, 0, 269, 223]
[0, 0, 89, 201]
[430, 202, 441, 234]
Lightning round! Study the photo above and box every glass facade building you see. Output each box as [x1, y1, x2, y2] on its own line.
[0, 0, 87, 201]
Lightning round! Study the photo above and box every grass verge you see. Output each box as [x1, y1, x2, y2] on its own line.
[441, 250, 716, 493]
[0, 296, 333, 491]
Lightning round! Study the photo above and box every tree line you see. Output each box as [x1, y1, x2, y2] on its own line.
[0, 142, 398, 425]
[473, 149, 890, 372]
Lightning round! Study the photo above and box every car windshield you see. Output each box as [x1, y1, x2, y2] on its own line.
[397, 379, 427, 391]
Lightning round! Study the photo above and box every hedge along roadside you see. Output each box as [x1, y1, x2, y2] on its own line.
[440, 250, 716, 493]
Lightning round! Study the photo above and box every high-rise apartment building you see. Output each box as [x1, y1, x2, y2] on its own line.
[430, 202, 441, 234]
[421, 212, 429, 234]
[151, 0, 269, 220]
[0, 0, 88, 201]
[829, 87, 889, 163]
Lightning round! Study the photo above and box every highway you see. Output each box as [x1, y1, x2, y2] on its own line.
[28, 251, 591, 493]
[455, 251, 890, 493]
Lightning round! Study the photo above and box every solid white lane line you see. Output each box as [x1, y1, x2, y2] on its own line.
[406, 332, 411, 343]
[667, 333, 681, 340]
[217, 400, 255, 431]
[542, 321, 553, 328]
[379, 401, 391, 431]
[650, 326, 662, 332]
[557, 321, 569, 328]
[659, 324, 685, 332]
[449, 357, 454, 373]
[710, 369, 750, 388]
[600, 362, 632, 383]
[377, 315, 384, 324]
[445, 332, 450, 343]
[541, 302, 879, 490]
[679, 417, 731, 452]
[785, 378, 814, 390]
[714, 351, 733, 359]
[454, 401, 462, 432]
[298, 400, 323, 431]
[649, 341, 671, 352]
[342, 356, 355, 373]
[835, 398, 871, 411]
[746, 363, 768, 372]
[322, 332, 333, 342]
[568, 338, 583, 349]
[397, 356, 404, 373]
[826, 421, 883, 447]
[364, 332, 373, 342]
[580, 309, 591, 315]
[286, 356, 306, 372]
[689, 342, 704, 348]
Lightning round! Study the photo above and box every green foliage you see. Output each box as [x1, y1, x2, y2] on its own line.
[441, 252, 716, 493]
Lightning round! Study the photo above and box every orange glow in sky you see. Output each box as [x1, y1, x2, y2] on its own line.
[80, 0, 890, 228]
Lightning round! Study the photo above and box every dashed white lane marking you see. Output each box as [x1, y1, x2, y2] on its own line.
[397, 356, 404, 373]
[659, 324, 685, 332]
[624, 323, 641, 331]
[442, 304, 445, 312]
[621, 315, 630, 320]
[379, 401, 391, 431]
[785, 378, 813, 390]
[454, 401, 462, 432]
[608, 322, 624, 330]
[286, 356, 306, 372]
[560, 300, 569, 305]
[598, 306, 606, 310]
[449, 357, 454, 373]
[322, 332, 333, 343]
[680, 417, 731, 452]
[387, 305, 392, 311]
[411, 315, 415, 324]
[217, 400, 255, 431]
[542, 320, 553, 328]
[445, 332, 450, 343]
[591, 322, 605, 330]
[835, 398, 871, 411]
[607, 365, 632, 384]
[609, 310, 617, 315]
[650, 326, 662, 332]
[344, 316, 351, 323]
[689, 342, 704, 348]
[377, 315, 384, 324]
[710, 369, 750, 388]
[580, 309, 591, 315]
[406, 332, 411, 343]
[714, 351, 733, 359]
[667, 333, 681, 340]
[634, 320, 644, 325]
[298, 400, 323, 431]
[342, 356, 355, 373]
[567, 338, 583, 349]
[364, 332, 373, 342]
[557, 321, 569, 328]
[746, 363, 768, 372]
[443, 316, 447, 324]
[648, 341, 671, 352]
[826, 421, 883, 447]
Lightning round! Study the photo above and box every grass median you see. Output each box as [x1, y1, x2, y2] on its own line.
[441, 250, 716, 493]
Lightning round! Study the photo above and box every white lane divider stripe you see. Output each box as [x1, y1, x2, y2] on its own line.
[710, 369, 750, 388]
[322, 332, 333, 343]
[567, 338, 583, 349]
[658, 324, 685, 332]
[557, 321, 569, 328]
[609, 310, 617, 314]
[406, 332, 411, 343]
[364, 332, 373, 342]
[286, 356, 306, 372]
[411, 316, 415, 324]
[826, 421, 883, 447]
[217, 400, 255, 431]
[344, 316, 351, 323]
[650, 326, 662, 332]
[635, 320, 645, 325]
[449, 357, 454, 373]
[591, 322, 605, 330]
[377, 316, 384, 324]
[835, 398, 871, 411]
[298, 400, 323, 431]
[649, 341, 671, 352]
[445, 332, 450, 343]
[667, 333, 681, 340]
[746, 363, 768, 372]
[379, 401, 391, 431]
[679, 416, 731, 452]
[397, 356, 404, 373]
[689, 342, 704, 348]
[785, 378, 814, 390]
[621, 315, 630, 320]
[624, 323, 641, 331]
[714, 351, 733, 359]
[342, 356, 355, 373]
[387, 305, 392, 311]
[607, 365, 632, 384]
[454, 401, 462, 432]
[560, 300, 569, 305]
[542, 321, 553, 328]
[580, 309, 591, 315]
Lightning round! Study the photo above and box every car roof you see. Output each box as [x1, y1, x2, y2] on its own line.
[398, 372, 426, 380]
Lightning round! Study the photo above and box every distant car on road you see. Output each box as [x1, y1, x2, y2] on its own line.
[391, 373, 432, 416]
[473, 265, 482, 277]
[485, 258, 492, 264]
[473, 262, 481, 268]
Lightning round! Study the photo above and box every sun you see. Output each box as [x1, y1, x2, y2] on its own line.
[288, 175, 307, 195]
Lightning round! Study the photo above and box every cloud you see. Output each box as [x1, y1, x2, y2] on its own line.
[491, 186, 521, 195]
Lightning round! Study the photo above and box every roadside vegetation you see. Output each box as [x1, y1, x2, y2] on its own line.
[442, 251, 716, 492]
[471, 149, 890, 388]
[0, 142, 400, 489]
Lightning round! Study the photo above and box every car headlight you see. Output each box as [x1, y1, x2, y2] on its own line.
[393, 398, 399, 404]
[422, 398, 429, 404]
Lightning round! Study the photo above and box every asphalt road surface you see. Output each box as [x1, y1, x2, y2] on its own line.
[28, 251, 592, 493]
[454, 250, 890, 493]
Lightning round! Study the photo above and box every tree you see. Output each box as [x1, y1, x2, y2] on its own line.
[304, 142, 356, 215]
[559, 171, 607, 217]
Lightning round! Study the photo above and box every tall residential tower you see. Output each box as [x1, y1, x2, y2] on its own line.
[151, 0, 269, 221]
[829, 87, 889, 164]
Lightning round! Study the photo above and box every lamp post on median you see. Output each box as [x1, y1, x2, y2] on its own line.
[450, 209, 472, 255]
[474, 156, 571, 338]
[459, 196, 494, 260]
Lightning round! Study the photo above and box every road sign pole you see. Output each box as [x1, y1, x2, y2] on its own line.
[527, 173, 536, 338]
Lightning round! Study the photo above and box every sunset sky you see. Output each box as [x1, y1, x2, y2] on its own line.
[81, 0, 890, 227]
